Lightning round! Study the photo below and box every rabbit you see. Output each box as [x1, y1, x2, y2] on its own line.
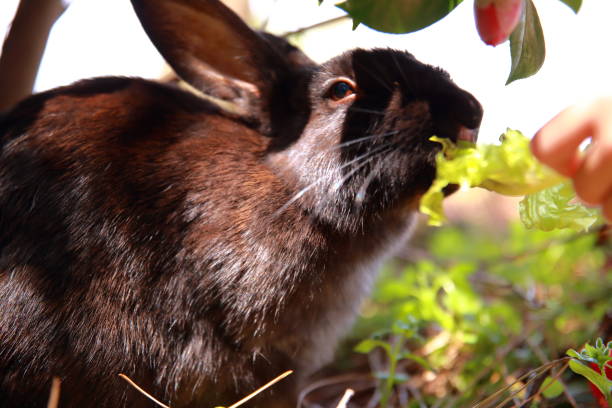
[0, 0, 483, 407]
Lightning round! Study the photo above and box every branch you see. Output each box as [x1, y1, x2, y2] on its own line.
[0, 0, 68, 112]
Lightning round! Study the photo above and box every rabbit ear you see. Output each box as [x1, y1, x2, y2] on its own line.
[131, 0, 302, 121]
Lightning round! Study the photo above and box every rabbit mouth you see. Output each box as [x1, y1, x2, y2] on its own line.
[442, 184, 460, 196]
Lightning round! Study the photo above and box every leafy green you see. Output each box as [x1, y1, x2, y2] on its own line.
[420, 129, 561, 225]
[507, 0, 546, 84]
[336, 0, 462, 34]
[519, 182, 603, 231]
[419, 129, 602, 231]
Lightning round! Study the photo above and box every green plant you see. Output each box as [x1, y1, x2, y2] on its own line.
[354, 318, 430, 408]
[349, 221, 610, 406]
[567, 338, 612, 406]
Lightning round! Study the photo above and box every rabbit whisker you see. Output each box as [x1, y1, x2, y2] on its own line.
[347, 106, 386, 116]
[332, 145, 394, 194]
[330, 154, 378, 193]
[312, 128, 401, 158]
[273, 142, 394, 218]
[355, 158, 386, 205]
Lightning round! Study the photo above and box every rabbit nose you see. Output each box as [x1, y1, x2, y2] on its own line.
[458, 125, 479, 143]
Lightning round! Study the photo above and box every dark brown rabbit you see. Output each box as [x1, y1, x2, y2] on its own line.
[0, 0, 483, 407]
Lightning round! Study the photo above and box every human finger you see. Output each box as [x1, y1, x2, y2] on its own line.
[531, 103, 594, 177]
[572, 139, 612, 205]
[603, 195, 612, 223]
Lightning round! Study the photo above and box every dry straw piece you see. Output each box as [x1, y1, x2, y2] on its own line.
[119, 370, 294, 408]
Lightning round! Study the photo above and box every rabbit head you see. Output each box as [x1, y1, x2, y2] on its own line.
[132, 0, 482, 231]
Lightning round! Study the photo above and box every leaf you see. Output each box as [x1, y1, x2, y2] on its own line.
[354, 339, 391, 354]
[400, 352, 432, 370]
[337, 0, 462, 34]
[519, 182, 603, 232]
[506, 0, 546, 84]
[541, 376, 564, 399]
[419, 129, 564, 226]
[558, 0, 582, 13]
[569, 359, 612, 401]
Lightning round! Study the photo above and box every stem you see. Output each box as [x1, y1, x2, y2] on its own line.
[380, 337, 402, 408]
[0, 0, 68, 112]
[282, 15, 349, 38]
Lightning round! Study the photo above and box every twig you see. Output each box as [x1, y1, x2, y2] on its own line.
[525, 337, 579, 408]
[336, 389, 355, 408]
[0, 0, 69, 111]
[517, 371, 548, 408]
[46, 377, 61, 408]
[226, 370, 293, 408]
[442, 325, 539, 408]
[471, 358, 569, 408]
[282, 15, 349, 38]
[120, 370, 293, 408]
[515, 361, 570, 408]
[298, 373, 375, 408]
[118, 374, 170, 408]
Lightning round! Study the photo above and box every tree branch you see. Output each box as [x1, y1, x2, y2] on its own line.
[0, 0, 68, 112]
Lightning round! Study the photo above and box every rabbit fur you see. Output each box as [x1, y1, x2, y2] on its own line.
[0, 0, 482, 406]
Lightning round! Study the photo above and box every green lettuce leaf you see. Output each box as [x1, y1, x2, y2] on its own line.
[519, 182, 603, 231]
[420, 129, 602, 231]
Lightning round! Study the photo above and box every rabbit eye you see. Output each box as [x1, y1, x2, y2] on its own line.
[329, 81, 355, 101]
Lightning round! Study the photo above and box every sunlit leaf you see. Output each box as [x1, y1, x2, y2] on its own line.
[569, 359, 612, 401]
[519, 182, 603, 231]
[354, 339, 391, 354]
[558, 0, 582, 13]
[337, 0, 462, 34]
[506, 0, 546, 84]
[400, 352, 432, 370]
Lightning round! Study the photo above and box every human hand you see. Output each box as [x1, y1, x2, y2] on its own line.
[531, 98, 612, 222]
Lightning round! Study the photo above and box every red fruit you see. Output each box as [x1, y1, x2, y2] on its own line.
[474, 0, 524, 46]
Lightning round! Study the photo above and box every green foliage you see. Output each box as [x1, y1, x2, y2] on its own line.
[351, 221, 611, 406]
[355, 318, 428, 408]
[567, 338, 612, 403]
[336, 0, 462, 34]
[507, 0, 546, 84]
